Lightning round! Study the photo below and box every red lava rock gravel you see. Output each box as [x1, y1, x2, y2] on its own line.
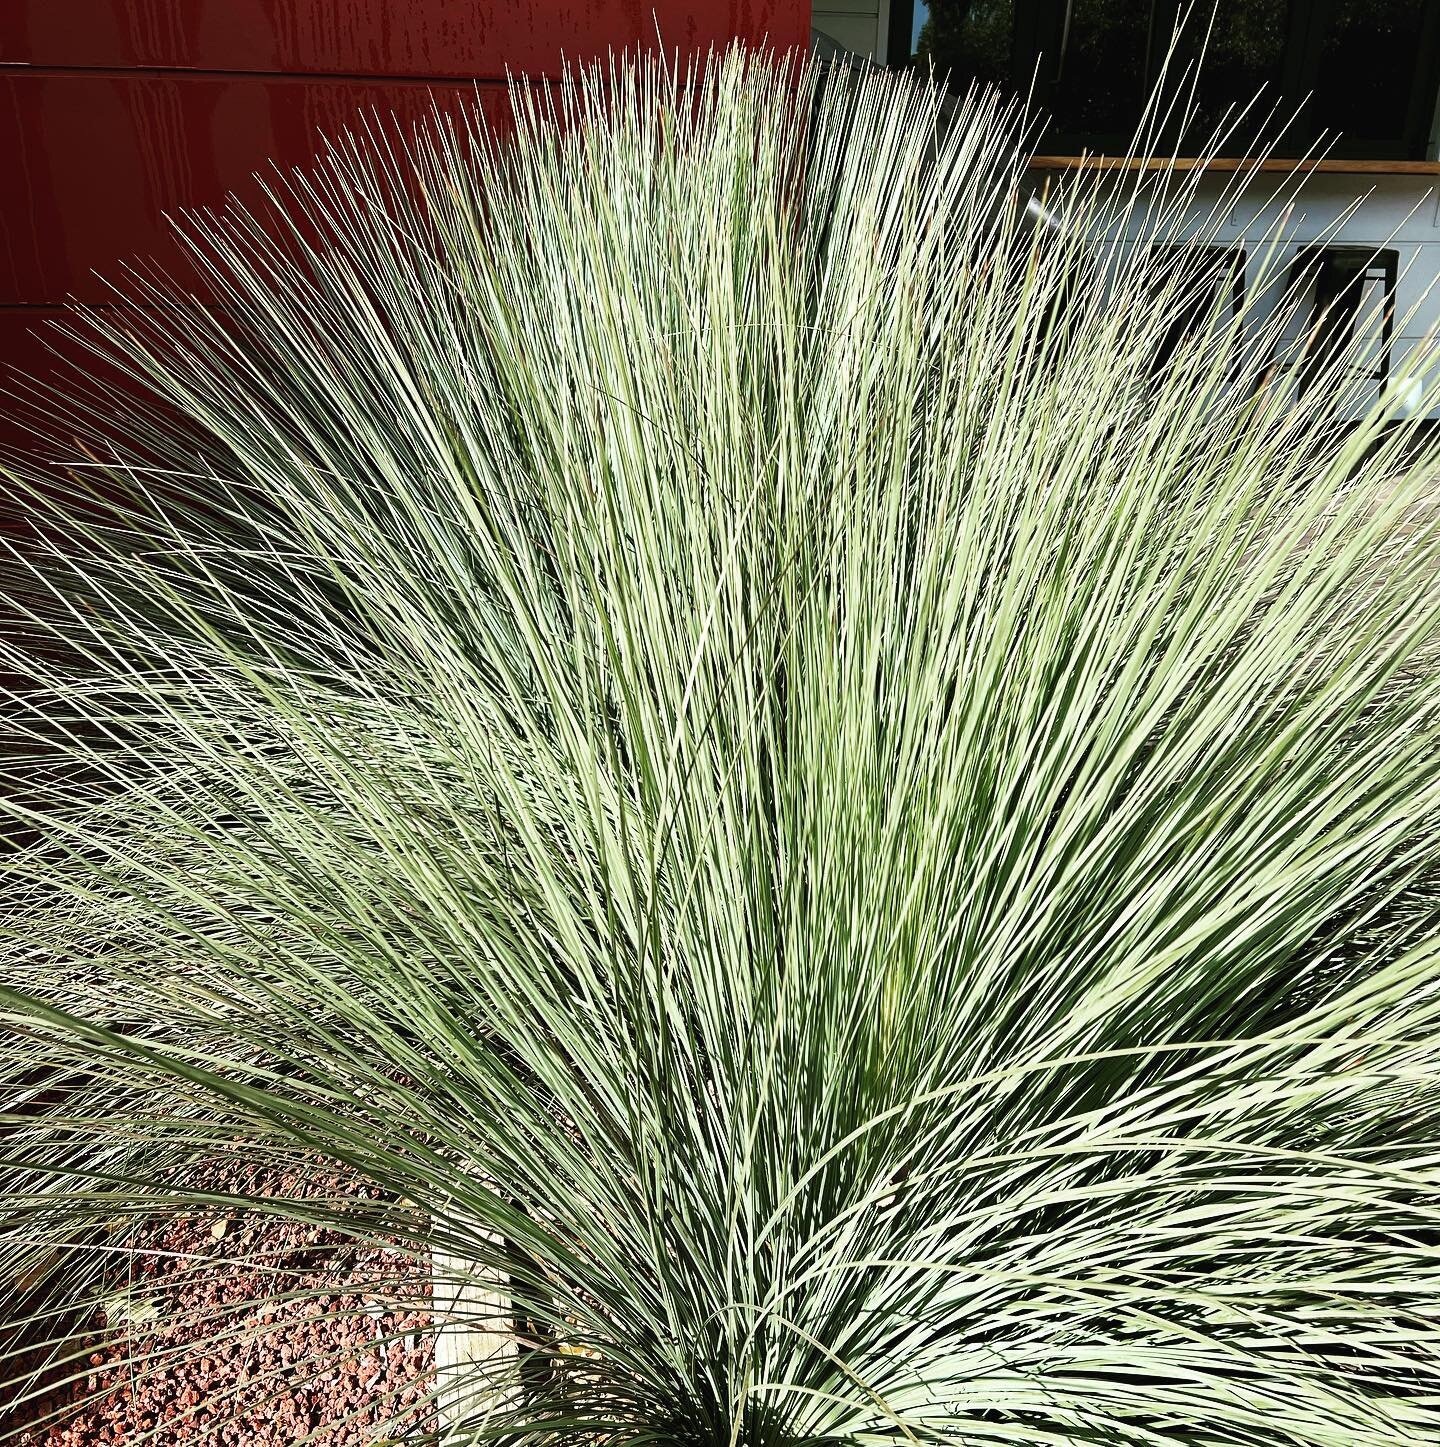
[19, 1162, 436, 1446]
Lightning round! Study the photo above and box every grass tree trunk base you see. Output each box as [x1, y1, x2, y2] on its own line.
[430, 1243, 518, 1442]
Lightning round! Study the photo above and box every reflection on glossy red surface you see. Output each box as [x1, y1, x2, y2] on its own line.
[0, 0, 810, 450]
[0, 74, 512, 306]
[1, 0, 807, 77]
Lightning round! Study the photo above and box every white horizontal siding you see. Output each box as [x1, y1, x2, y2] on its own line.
[1076, 171, 1440, 416]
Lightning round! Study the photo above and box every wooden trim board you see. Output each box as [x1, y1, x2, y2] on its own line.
[1028, 155, 1440, 175]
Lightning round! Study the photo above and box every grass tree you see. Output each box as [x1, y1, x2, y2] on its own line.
[3, 44, 1440, 1446]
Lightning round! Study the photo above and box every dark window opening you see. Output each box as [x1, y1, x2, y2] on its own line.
[888, 1, 1440, 159]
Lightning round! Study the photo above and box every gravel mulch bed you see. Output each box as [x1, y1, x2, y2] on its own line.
[16, 1162, 437, 1446]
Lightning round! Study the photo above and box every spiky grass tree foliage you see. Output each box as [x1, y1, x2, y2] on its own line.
[5, 45, 1440, 1445]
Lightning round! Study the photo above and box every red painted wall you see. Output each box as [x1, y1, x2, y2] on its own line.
[0, 1, 810, 448]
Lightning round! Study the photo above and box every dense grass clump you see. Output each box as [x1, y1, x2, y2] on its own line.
[4, 46, 1440, 1446]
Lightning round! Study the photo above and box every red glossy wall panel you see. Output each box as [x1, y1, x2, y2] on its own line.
[0, 0, 812, 452]
[0, 1, 809, 78]
[0, 72, 511, 306]
[0, 308, 74, 430]
[0, 307, 98, 459]
[0, 307, 130, 449]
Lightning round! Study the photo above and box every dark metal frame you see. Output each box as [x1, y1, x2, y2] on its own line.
[1148, 244, 1248, 378]
[1283, 244, 1400, 396]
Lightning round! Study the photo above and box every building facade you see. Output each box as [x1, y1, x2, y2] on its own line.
[816, 2, 1440, 417]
